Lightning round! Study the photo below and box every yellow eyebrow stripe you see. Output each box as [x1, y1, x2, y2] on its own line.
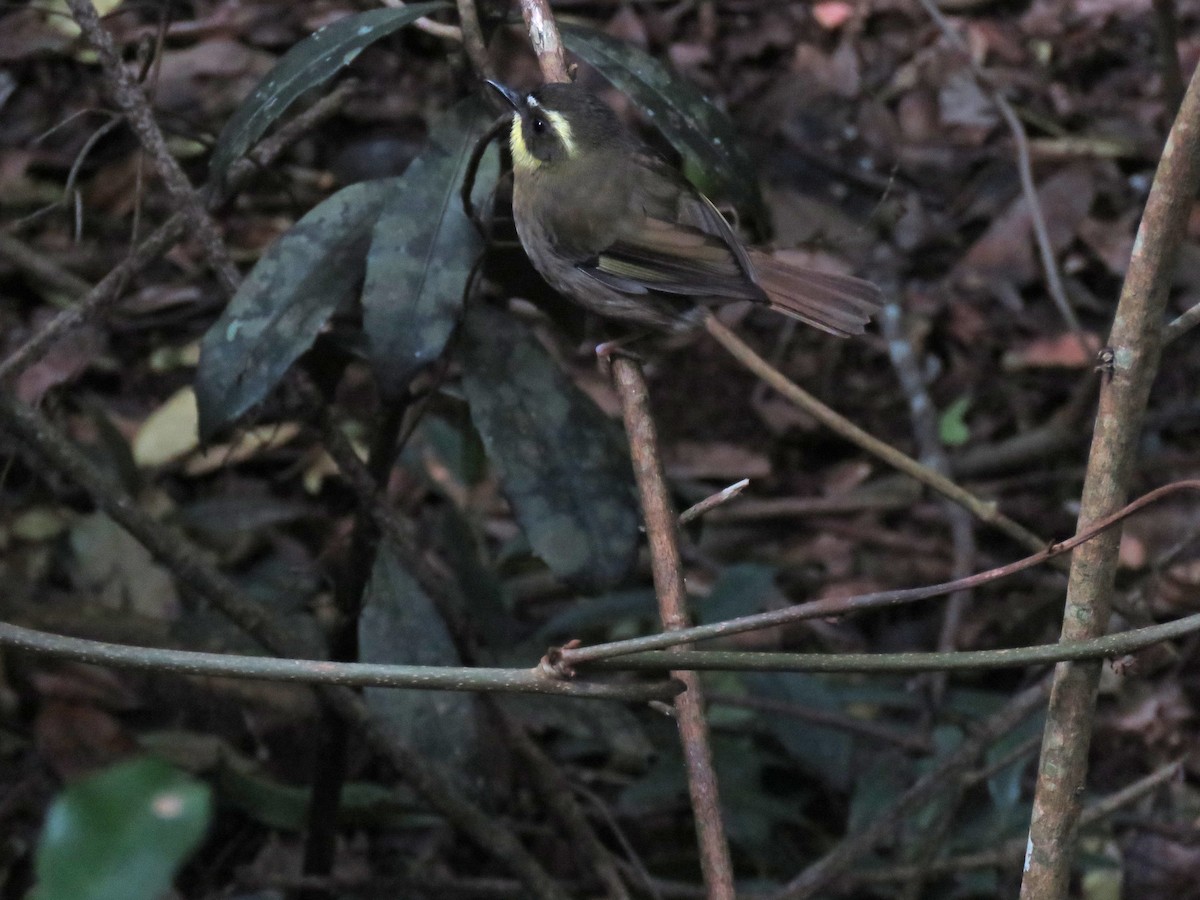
[545, 110, 575, 158]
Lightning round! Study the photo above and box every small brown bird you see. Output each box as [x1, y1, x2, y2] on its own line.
[487, 80, 883, 336]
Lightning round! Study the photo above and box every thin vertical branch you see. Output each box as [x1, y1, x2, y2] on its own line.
[519, 0, 571, 83]
[302, 403, 406, 899]
[507, 0, 734, 892]
[1153, 0, 1184, 113]
[612, 359, 735, 899]
[877, 299, 977, 678]
[1020, 60, 1200, 900]
[456, 0, 495, 80]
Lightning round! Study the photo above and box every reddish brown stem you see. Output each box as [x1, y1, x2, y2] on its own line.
[612, 358, 735, 899]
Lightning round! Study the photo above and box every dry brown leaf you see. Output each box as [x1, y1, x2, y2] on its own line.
[1001, 331, 1103, 370]
[960, 165, 1096, 288]
[666, 441, 771, 481]
[15, 321, 106, 405]
[812, 2, 854, 30]
[35, 700, 139, 782]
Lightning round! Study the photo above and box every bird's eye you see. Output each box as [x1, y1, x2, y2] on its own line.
[531, 116, 547, 135]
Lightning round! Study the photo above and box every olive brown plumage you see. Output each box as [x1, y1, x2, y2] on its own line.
[488, 80, 883, 336]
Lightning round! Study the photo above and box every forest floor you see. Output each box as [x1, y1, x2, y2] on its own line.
[2, 0, 1200, 897]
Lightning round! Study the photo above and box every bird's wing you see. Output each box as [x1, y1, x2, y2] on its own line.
[577, 151, 764, 300]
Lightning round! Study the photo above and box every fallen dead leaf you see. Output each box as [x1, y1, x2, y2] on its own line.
[667, 441, 771, 481]
[133, 387, 200, 468]
[1001, 331, 1103, 370]
[184, 422, 302, 476]
[35, 700, 139, 782]
[15, 322, 106, 405]
[812, 2, 854, 30]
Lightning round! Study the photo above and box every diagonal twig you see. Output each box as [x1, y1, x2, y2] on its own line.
[64, 0, 239, 294]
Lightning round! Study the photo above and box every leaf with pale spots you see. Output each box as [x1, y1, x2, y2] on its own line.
[561, 24, 768, 236]
[195, 178, 398, 440]
[33, 758, 211, 900]
[460, 306, 639, 593]
[209, 4, 446, 186]
[363, 97, 498, 397]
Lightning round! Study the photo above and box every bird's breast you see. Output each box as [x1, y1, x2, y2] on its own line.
[514, 158, 633, 261]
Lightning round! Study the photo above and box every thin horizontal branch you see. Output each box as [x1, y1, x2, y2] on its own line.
[0, 621, 680, 702]
[556, 479, 1200, 666]
[578, 608, 1200, 674]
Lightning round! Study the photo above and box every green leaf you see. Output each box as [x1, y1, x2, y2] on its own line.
[847, 752, 912, 835]
[217, 755, 412, 831]
[459, 305, 639, 592]
[938, 395, 972, 447]
[359, 545, 479, 774]
[745, 672, 854, 791]
[561, 24, 768, 232]
[195, 178, 397, 440]
[363, 98, 498, 397]
[208, 4, 447, 185]
[699, 563, 777, 623]
[33, 758, 211, 900]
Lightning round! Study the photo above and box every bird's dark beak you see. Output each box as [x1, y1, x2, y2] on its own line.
[485, 79, 523, 112]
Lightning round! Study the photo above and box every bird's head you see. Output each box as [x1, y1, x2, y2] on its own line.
[486, 81, 621, 175]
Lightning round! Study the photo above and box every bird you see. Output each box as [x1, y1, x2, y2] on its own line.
[485, 79, 883, 337]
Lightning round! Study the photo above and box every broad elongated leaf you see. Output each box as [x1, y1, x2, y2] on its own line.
[459, 305, 639, 592]
[34, 758, 211, 900]
[561, 24, 767, 232]
[364, 98, 498, 397]
[209, 4, 446, 185]
[196, 178, 398, 440]
[359, 546, 478, 775]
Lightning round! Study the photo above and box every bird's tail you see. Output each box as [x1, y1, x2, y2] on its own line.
[748, 250, 883, 337]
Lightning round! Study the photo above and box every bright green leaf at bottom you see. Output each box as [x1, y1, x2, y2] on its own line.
[939, 395, 972, 447]
[33, 757, 211, 900]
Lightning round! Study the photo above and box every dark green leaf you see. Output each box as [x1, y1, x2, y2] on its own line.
[984, 713, 1043, 811]
[847, 752, 912, 834]
[459, 305, 639, 592]
[196, 178, 397, 440]
[698, 563, 777, 623]
[359, 545, 479, 775]
[745, 672, 854, 791]
[209, 5, 447, 185]
[364, 98, 498, 397]
[561, 24, 768, 232]
[33, 758, 211, 900]
[216, 756, 412, 831]
[528, 588, 656, 646]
